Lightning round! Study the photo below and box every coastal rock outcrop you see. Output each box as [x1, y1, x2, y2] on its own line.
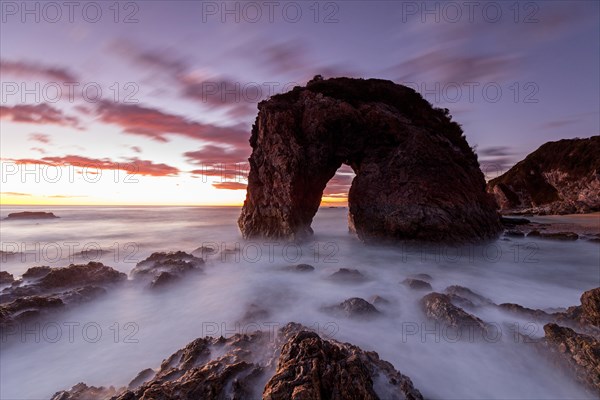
[239, 76, 501, 243]
[488, 136, 600, 215]
[53, 323, 424, 400]
[4, 211, 59, 220]
[130, 251, 204, 288]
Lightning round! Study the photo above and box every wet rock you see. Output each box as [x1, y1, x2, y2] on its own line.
[0, 295, 64, 324]
[55, 323, 424, 400]
[323, 297, 380, 319]
[327, 268, 366, 283]
[22, 266, 52, 279]
[4, 211, 59, 220]
[191, 245, 218, 258]
[131, 251, 204, 285]
[401, 278, 432, 291]
[444, 285, 494, 307]
[239, 76, 501, 243]
[284, 263, 315, 272]
[500, 217, 531, 226]
[542, 323, 600, 394]
[60, 286, 107, 304]
[241, 303, 270, 323]
[580, 287, 600, 327]
[421, 292, 489, 335]
[0, 271, 14, 284]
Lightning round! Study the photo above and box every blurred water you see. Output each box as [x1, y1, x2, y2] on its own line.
[0, 206, 599, 399]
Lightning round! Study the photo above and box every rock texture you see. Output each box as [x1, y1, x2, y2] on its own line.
[130, 251, 204, 288]
[239, 76, 501, 243]
[53, 323, 424, 400]
[488, 136, 600, 214]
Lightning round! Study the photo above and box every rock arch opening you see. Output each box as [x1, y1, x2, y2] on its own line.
[238, 77, 501, 243]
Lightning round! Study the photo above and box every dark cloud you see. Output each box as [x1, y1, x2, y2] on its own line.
[130, 146, 142, 153]
[0, 104, 80, 127]
[0, 59, 78, 82]
[95, 101, 249, 147]
[478, 146, 514, 157]
[541, 119, 578, 129]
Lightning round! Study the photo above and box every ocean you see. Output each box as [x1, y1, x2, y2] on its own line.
[1, 206, 599, 399]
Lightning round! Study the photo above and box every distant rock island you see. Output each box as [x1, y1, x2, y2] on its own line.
[488, 136, 600, 215]
[239, 76, 501, 243]
[4, 211, 59, 220]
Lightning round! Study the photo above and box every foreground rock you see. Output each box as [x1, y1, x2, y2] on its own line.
[0, 262, 126, 328]
[53, 322, 424, 400]
[4, 211, 59, 220]
[239, 76, 501, 243]
[130, 251, 204, 288]
[327, 268, 366, 283]
[488, 136, 600, 215]
[401, 278, 432, 291]
[0, 271, 14, 284]
[542, 323, 600, 394]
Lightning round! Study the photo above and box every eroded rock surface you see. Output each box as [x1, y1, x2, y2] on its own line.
[322, 297, 380, 319]
[421, 292, 489, 336]
[53, 323, 424, 400]
[239, 76, 501, 243]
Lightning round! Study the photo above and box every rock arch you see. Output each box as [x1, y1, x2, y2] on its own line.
[238, 77, 501, 243]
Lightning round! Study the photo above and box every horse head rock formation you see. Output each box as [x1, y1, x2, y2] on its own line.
[238, 77, 501, 243]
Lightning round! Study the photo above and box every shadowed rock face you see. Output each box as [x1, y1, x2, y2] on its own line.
[239, 77, 501, 243]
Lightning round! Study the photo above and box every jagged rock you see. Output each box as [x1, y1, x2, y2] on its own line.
[22, 265, 51, 279]
[52, 383, 121, 400]
[401, 278, 432, 291]
[581, 288, 600, 327]
[504, 229, 525, 237]
[264, 325, 423, 400]
[0, 263, 124, 328]
[444, 285, 494, 307]
[323, 298, 380, 319]
[327, 268, 366, 283]
[421, 292, 489, 336]
[498, 303, 554, 321]
[542, 323, 600, 394]
[488, 136, 600, 215]
[131, 251, 204, 285]
[54, 323, 423, 400]
[4, 211, 59, 220]
[127, 368, 155, 390]
[0, 271, 14, 284]
[238, 77, 501, 243]
[191, 245, 218, 258]
[37, 262, 126, 289]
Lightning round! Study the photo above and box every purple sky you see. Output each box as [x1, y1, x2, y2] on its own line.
[1, 1, 598, 205]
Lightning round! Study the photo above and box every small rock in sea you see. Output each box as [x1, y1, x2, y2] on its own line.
[369, 295, 391, 306]
[505, 229, 525, 237]
[131, 251, 204, 286]
[408, 273, 433, 281]
[0, 271, 14, 284]
[500, 216, 531, 226]
[421, 292, 489, 336]
[327, 268, 366, 283]
[240, 303, 270, 323]
[401, 278, 432, 291]
[191, 246, 218, 258]
[323, 297, 380, 319]
[283, 263, 315, 272]
[4, 211, 59, 220]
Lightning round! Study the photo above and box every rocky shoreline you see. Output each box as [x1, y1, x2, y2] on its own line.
[2, 245, 598, 398]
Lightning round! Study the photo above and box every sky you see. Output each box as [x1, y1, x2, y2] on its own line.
[0, 0, 598, 206]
